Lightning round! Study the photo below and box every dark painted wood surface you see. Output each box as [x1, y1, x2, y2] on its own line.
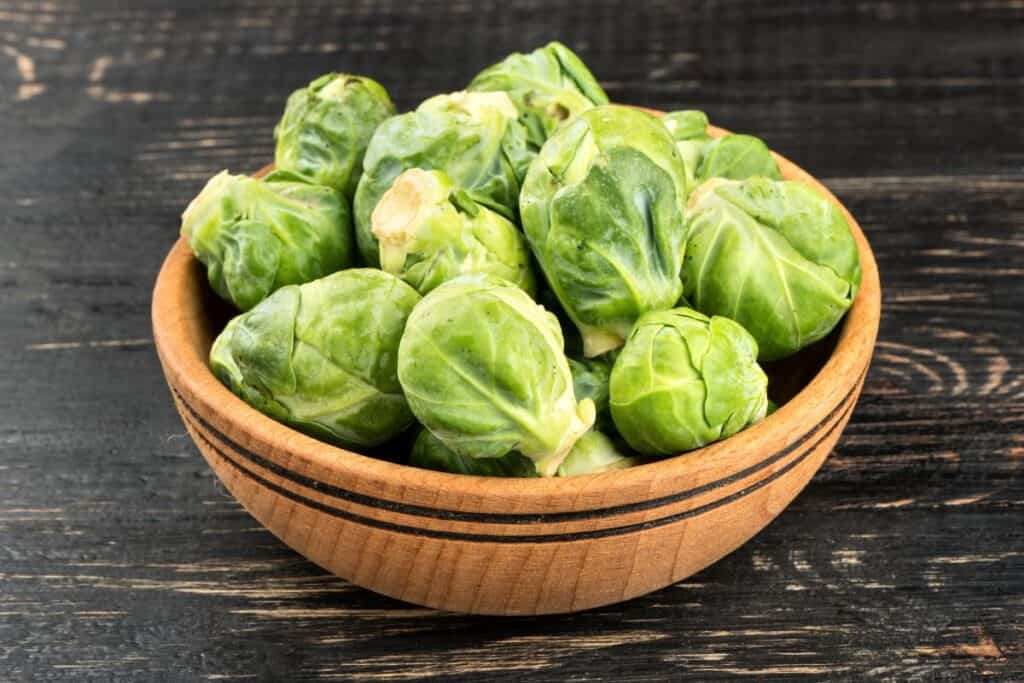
[2, 1, 1022, 679]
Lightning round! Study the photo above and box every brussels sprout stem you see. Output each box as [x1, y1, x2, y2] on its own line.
[580, 325, 625, 358]
[530, 398, 596, 477]
[372, 168, 446, 274]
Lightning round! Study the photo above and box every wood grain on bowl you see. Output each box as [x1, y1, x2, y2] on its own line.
[152, 117, 880, 615]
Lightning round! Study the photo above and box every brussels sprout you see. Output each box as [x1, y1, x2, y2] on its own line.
[683, 177, 861, 360]
[662, 110, 781, 185]
[520, 105, 689, 357]
[468, 41, 609, 149]
[610, 307, 768, 456]
[397, 275, 595, 477]
[181, 170, 354, 311]
[662, 110, 711, 141]
[209, 269, 421, 448]
[662, 110, 710, 189]
[354, 91, 531, 266]
[409, 429, 537, 477]
[274, 73, 395, 198]
[556, 430, 640, 477]
[371, 168, 536, 295]
[699, 134, 781, 182]
[568, 356, 613, 430]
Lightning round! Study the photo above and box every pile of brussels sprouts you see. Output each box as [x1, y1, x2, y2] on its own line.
[182, 42, 861, 479]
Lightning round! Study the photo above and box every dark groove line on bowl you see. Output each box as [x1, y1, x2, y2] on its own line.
[179, 392, 858, 543]
[172, 364, 865, 524]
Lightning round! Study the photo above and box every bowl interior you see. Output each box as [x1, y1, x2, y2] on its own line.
[196, 270, 840, 425]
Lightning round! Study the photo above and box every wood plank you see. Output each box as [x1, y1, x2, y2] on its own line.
[1, 0, 1022, 678]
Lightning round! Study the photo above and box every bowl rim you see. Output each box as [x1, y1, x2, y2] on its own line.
[153, 112, 880, 516]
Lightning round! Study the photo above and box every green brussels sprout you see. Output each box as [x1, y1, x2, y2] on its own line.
[209, 269, 421, 448]
[610, 308, 768, 456]
[556, 430, 640, 477]
[520, 105, 690, 358]
[662, 110, 710, 189]
[468, 41, 609, 149]
[568, 356, 613, 430]
[354, 91, 531, 266]
[397, 275, 595, 477]
[662, 110, 781, 185]
[662, 110, 711, 141]
[274, 73, 395, 199]
[181, 170, 354, 311]
[409, 429, 537, 477]
[683, 177, 861, 360]
[699, 134, 782, 182]
[371, 168, 536, 295]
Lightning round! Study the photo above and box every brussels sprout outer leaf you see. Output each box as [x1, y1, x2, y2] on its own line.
[209, 269, 421, 448]
[662, 110, 713, 189]
[662, 112, 781, 187]
[214, 219, 281, 311]
[410, 429, 538, 477]
[372, 168, 536, 295]
[708, 177, 862, 297]
[521, 105, 689, 358]
[701, 316, 770, 434]
[556, 430, 640, 477]
[609, 307, 768, 456]
[697, 134, 782, 182]
[211, 286, 299, 421]
[662, 110, 711, 142]
[397, 275, 595, 476]
[548, 42, 610, 109]
[568, 356, 615, 430]
[354, 91, 528, 266]
[273, 73, 395, 198]
[468, 41, 608, 149]
[684, 178, 859, 359]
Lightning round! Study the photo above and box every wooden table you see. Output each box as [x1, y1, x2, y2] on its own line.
[3, 1, 1022, 679]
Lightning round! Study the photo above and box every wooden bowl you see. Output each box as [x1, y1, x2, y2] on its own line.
[152, 117, 880, 615]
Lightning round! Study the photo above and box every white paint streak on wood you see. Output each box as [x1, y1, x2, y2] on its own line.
[717, 666, 847, 675]
[919, 266, 1024, 277]
[25, 36, 65, 49]
[834, 498, 916, 511]
[89, 55, 112, 82]
[16, 83, 45, 100]
[750, 550, 776, 572]
[887, 292, 984, 303]
[2, 44, 34, 81]
[74, 610, 127, 616]
[25, 338, 153, 351]
[822, 76, 1024, 88]
[342, 631, 670, 681]
[945, 492, 993, 506]
[2, 43, 45, 100]
[85, 86, 169, 104]
[790, 550, 812, 573]
[832, 549, 865, 567]
[0, 11, 58, 24]
[952, 232, 1024, 248]
[929, 552, 1023, 565]
[232, 607, 439, 619]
